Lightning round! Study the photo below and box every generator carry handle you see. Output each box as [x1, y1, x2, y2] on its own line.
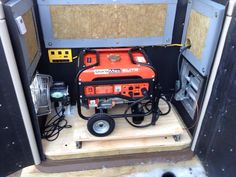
[79, 49, 100, 69]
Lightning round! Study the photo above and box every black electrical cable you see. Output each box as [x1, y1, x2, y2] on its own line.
[124, 96, 155, 128]
[42, 104, 72, 141]
[144, 96, 171, 116]
[159, 96, 171, 116]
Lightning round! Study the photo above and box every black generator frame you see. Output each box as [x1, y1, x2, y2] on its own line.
[76, 47, 160, 125]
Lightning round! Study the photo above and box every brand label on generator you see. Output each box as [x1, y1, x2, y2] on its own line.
[122, 68, 139, 73]
[94, 68, 139, 75]
[94, 69, 121, 75]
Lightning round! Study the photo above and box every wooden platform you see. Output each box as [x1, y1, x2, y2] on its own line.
[73, 103, 183, 142]
[42, 101, 192, 160]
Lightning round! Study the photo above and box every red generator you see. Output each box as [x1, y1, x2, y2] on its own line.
[77, 47, 160, 136]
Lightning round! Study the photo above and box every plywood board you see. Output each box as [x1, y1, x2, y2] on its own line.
[43, 129, 191, 160]
[73, 102, 183, 142]
[50, 4, 167, 39]
[42, 104, 191, 160]
[23, 9, 38, 64]
[186, 10, 210, 60]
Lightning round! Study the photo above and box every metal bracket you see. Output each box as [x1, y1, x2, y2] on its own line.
[76, 141, 82, 149]
[173, 134, 181, 142]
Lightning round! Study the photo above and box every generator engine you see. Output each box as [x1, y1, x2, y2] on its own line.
[77, 48, 160, 136]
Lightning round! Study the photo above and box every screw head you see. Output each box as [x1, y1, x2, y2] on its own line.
[202, 68, 206, 73]
[166, 39, 170, 43]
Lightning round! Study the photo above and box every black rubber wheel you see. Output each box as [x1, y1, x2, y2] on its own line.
[87, 113, 115, 137]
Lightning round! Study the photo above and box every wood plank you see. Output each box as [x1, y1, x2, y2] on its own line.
[42, 103, 191, 160]
[43, 130, 191, 160]
[73, 100, 183, 142]
[73, 112, 183, 142]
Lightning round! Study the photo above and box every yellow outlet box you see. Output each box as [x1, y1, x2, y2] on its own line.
[48, 49, 73, 63]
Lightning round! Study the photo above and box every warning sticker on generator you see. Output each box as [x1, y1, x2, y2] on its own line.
[89, 100, 98, 107]
[114, 85, 122, 92]
[136, 56, 146, 63]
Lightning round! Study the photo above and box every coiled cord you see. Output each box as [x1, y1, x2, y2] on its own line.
[42, 104, 72, 141]
[144, 96, 171, 116]
[124, 96, 155, 128]
[123, 94, 172, 128]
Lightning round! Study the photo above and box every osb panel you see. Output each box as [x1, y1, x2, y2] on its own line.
[23, 9, 38, 64]
[186, 10, 210, 60]
[50, 4, 167, 39]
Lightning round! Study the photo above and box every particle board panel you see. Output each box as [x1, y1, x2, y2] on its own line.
[186, 10, 210, 60]
[42, 103, 192, 160]
[22, 9, 38, 64]
[50, 4, 167, 39]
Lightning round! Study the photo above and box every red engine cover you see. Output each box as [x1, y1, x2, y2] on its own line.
[78, 48, 155, 82]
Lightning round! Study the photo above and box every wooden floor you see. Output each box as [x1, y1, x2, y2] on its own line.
[42, 101, 192, 160]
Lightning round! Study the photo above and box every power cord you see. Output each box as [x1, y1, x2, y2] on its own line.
[42, 103, 72, 141]
[124, 95, 155, 128]
[144, 96, 171, 116]
[123, 88, 171, 128]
